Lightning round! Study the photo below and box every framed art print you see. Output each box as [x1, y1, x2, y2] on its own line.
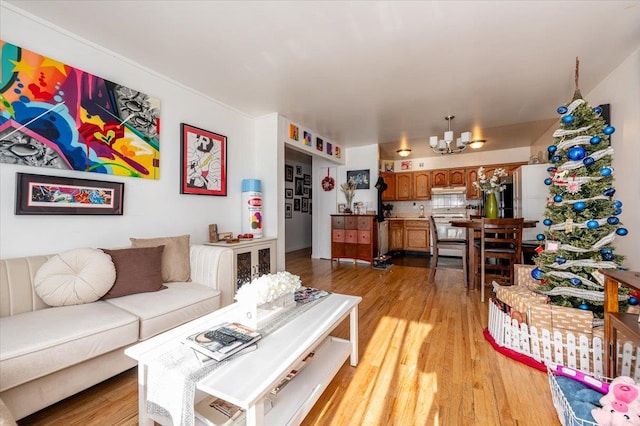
[180, 123, 227, 196]
[285, 188, 293, 199]
[347, 169, 370, 189]
[295, 177, 304, 195]
[285, 165, 293, 182]
[15, 172, 124, 215]
[285, 203, 293, 218]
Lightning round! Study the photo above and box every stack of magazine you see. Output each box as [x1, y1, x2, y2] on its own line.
[195, 396, 274, 426]
[184, 322, 262, 362]
[270, 351, 315, 395]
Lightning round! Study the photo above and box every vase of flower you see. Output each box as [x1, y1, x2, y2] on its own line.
[485, 192, 498, 218]
[340, 179, 357, 214]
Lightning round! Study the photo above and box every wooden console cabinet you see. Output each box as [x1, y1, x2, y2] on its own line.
[331, 215, 377, 264]
[207, 237, 276, 290]
[602, 269, 640, 376]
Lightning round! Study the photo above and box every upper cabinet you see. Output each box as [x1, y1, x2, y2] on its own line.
[380, 172, 396, 201]
[431, 168, 465, 188]
[413, 171, 431, 200]
[465, 167, 481, 199]
[396, 173, 413, 200]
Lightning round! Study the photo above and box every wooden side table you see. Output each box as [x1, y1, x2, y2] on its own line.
[602, 269, 640, 377]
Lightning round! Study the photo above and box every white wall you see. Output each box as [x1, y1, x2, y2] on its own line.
[0, 5, 258, 258]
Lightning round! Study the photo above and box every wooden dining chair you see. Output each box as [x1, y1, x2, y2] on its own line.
[474, 218, 524, 302]
[428, 215, 468, 287]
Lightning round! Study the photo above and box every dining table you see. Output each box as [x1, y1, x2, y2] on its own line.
[450, 218, 539, 290]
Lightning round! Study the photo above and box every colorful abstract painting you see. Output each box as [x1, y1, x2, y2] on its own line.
[303, 131, 312, 147]
[0, 40, 160, 179]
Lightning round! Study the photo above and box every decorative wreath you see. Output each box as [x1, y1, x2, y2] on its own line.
[321, 169, 335, 191]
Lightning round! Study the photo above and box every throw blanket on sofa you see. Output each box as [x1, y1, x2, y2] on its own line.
[146, 295, 329, 426]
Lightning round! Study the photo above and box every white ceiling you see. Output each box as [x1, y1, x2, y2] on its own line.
[6, 1, 640, 159]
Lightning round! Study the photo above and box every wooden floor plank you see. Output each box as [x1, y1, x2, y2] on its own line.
[18, 250, 560, 425]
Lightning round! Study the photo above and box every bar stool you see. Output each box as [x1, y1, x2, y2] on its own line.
[428, 215, 468, 287]
[474, 218, 524, 302]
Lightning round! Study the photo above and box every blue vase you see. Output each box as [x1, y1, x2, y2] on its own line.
[485, 192, 498, 218]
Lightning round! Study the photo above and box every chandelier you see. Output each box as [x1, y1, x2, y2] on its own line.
[429, 115, 479, 155]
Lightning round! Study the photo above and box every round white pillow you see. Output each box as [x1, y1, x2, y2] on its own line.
[34, 248, 116, 306]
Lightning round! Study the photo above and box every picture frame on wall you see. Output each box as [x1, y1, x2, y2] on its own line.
[296, 166, 302, 176]
[303, 174, 311, 186]
[285, 203, 292, 219]
[285, 188, 293, 199]
[346, 169, 370, 189]
[15, 172, 124, 215]
[337, 203, 346, 213]
[295, 177, 304, 195]
[180, 123, 227, 196]
[285, 165, 293, 182]
[294, 199, 301, 211]
[301, 198, 309, 213]
[303, 187, 309, 196]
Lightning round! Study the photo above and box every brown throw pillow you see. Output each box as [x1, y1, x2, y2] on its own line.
[101, 246, 165, 299]
[129, 234, 191, 282]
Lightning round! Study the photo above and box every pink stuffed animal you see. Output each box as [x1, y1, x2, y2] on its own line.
[592, 376, 640, 425]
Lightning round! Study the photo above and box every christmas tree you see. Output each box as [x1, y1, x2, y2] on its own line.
[531, 58, 631, 318]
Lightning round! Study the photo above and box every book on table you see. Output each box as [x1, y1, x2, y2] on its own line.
[270, 351, 315, 395]
[195, 395, 273, 426]
[184, 322, 262, 362]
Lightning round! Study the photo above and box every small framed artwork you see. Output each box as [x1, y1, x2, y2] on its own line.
[337, 203, 346, 213]
[401, 161, 412, 170]
[285, 165, 293, 182]
[296, 166, 302, 176]
[316, 138, 323, 151]
[15, 172, 124, 215]
[294, 198, 301, 211]
[303, 174, 311, 186]
[335, 146, 341, 158]
[295, 177, 304, 195]
[384, 161, 395, 172]
[303, 186, 309, 196]
[285, 188, 293, 199]
[180, 123, 227, 196]
[301, 198, 309, 213]
[347, 169, 370, 189]
[285, 203, 293, 219]
[303, 131, 312, 147]
[289, 124, 299, 141]
[326, 142, 333, 155]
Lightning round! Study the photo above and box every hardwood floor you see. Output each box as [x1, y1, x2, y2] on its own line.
[18, 250, 560, 425]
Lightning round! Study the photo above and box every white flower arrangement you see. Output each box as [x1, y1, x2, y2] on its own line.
[340, 178, 357, 208]
[235, 271, 302, 305]
[472, 167, 507, 194]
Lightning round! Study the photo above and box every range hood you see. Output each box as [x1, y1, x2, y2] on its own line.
[431, 186, 466, 195]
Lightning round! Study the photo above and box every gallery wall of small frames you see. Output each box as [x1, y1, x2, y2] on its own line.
[284, 164, 312, 218]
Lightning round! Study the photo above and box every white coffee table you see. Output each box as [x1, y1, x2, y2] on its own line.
[125, 293, 361, 426]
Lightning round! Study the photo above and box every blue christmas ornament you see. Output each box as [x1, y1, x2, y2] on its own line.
[536, 234, 545, 241]
[578, 303, 589, 310]
[629, 297, 639, 306]
[548, 145, 557, 153]
[613, 209, 622, 216]
[570, 278, 582, 286]
[600, 248, 613, 255]
[567, 146, 586, 161]
[554, 194, 563, 203]
[603, 125, 615, 135]
[603, 252, 615, 261]
[590, 136, 601, 145]
[543, 218, 553, 226]
[531, 267, 543, 280]
[587, 220, 600, 229]
[583, 157, 595, 167]
[603, 188, 616, 197]
[614, 200, 623, 208]
[600, 167, 612, 177]
[547, 166, 557, 173]
[607, 217, 620, 225]
[557, 106, 568, 114]
[616, 228, 629, 236]
[555, 256, 566, 264]
[574, 201, 586, 211]
[551, 155, 562, 163]
[544, 178, 552, 185]
[593, 106, 602, 114]
[562, 114, 574, 124]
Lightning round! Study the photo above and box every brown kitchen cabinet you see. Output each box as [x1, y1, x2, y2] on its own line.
[431, 168, 465, 188]
[413, 171, 431, 200]
[466, 167, 481, 199]
[331, 214, 377, 264]
[403, 220, 430, 252]
[388, 220, 404, 251]
[380, 172, 397, 201]
[396, 173, 413, 200]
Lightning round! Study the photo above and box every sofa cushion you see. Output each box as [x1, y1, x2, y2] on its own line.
[101, 246, 166, 299]
[130, 235, 191, 282]
[0, 301, 138, 392]
[105, 282, 220, 340]
[34, 248, 116, 306]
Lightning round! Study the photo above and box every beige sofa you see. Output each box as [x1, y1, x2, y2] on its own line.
[0, 244, 234, 420]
